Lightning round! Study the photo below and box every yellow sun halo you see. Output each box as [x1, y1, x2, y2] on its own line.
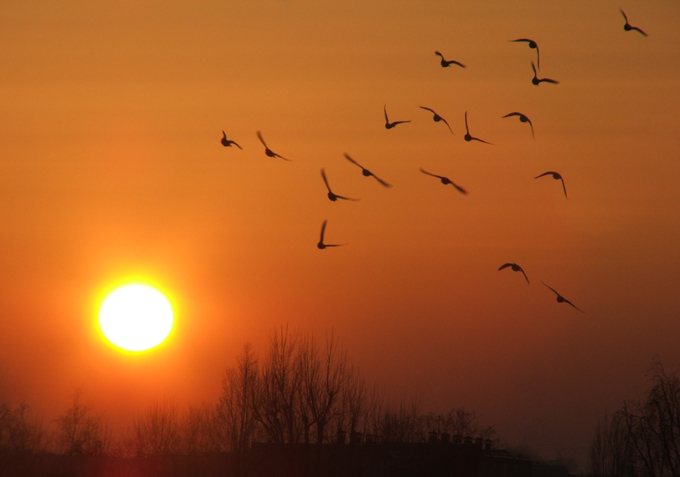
[99, 284, 174, 352]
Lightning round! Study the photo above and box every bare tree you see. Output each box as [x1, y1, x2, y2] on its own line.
[131, 401, 182, 456]
[55, 388, 109, 455]
[215, 343, 259, 453]
[253, 326, 303, 444]
[298, 332, 347, 444]
[0, 401, 45, 453]
[589, 360, 680, 477]
[590, 412, 637, 477]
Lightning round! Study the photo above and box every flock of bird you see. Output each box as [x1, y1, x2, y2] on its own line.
[219, 9, 649, 314]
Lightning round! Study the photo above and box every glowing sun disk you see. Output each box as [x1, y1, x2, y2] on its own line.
[99, 284, 173, 352]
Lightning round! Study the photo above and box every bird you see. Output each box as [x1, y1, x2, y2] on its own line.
[256, 131, 291, 161]
[498, 263, 530, 284]
[384, 105, 411, 129]
[620, 9, 648, 37]
[534, 171, 568, 198]
[321, 169, 360, 202]
[464, 111, 493, 145]
[317, 220, 345, 249]
[531, 62, 559, 85]
[419, 167, 468, 195]
[220, 131, 242, 149]
[420, 106, 454, 134]
[344, 154, 392, 188]
[502, 112, 534, 139]
[542, 282, 583, 312]
[434, 51, 465, 68]
[510, 38, 540, 69]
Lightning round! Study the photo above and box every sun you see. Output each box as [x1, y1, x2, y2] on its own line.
[99, 284, 174, 352]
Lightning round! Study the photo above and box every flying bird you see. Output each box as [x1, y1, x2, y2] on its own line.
[502, 112, 534, 139]
[434, 51, 466, 68]
[220, 131, 242, 149]
[542, 282, 584, 312]
[510, 38, 540, 69]
[619, 9, 648, 37]
[419, 167, 468, 195]
[531, 62, 559, 85]
[317, 220, 345, 249]
[534, 171, 568, 198]
[498, 263, 530, 284]
[420, 106, 454, 135]
[256, 131, 291, 161]
[344, 154, 392, 188]
[384, 105, 411, 129]
[464, 111, 493, 145]
[321, 169, 360, 202]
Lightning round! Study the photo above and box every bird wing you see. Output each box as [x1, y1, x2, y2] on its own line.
[527, 119, 535, 139]
[442, 118, 453, 135]
[256, 130, 268, 148]
[320, 220, 327, 241]
[392, 120, 411, 125]
[541, 282, 559, 296]
[343, 153, 360, 167]
[336, 194, 360, 201]
[420, 106, 435, 114]
[534, 171, 554, 179]
[619, 8, 628, 23]
[464, 111, 470, 134]
[564, 298, 584, 312]
[511, 38, 532, 43]
[384, 105, 389, 123]
[520, 269, 530, 284]
[419, 167, 440, 179]
[450, 60, 466, 68]
[498, 263, 513, 271]
[535, 44, 540, 70]
[559, 177, 568, 198]
[451, 182, 468, 195]
[541, 78, 560, 84]
[434, 51, 444, 59]
[321, 169, 332, 191]
[632, 26, 648, 36]
[531, 61, 537, 77]
[472, 136, 493, 145]
[503, 112, 521, 118]
[371, 173, 392, 188]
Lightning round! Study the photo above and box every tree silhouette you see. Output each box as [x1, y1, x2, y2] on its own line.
[589, 360, 680, 476]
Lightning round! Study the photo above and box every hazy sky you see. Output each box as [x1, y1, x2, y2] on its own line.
[1, 0, 679, 467]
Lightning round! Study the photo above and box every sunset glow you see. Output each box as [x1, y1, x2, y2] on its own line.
[99, 284, 173, 352]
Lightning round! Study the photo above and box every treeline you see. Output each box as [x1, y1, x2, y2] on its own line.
[1, 327, 495, 457]
[589, 360, 680, 477]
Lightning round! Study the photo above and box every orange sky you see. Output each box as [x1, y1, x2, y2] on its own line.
[1, 0, 679, 468]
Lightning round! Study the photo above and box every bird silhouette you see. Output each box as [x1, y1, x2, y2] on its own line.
[542, 282, 583, 312]
[384, 105, 411, 129]
[344, 154, 392, 188]
[420, 106, 454, 135]
[498, 263, 530, 284]
[419, 167, 468, 195]
[531, 62, 559, 85]
[502, 112, 534, 139]
[464, 111, 493, 145]
[620, 9, 648, 37]
[510, 38, 540, 69]
[220, 131, 242, 149]
[434, 51, 465, 68]
[535, 171, 568, 198]
[256, 131, 291, 161]
[317, 220, 345, 249]
[321, 169, 360, 202]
